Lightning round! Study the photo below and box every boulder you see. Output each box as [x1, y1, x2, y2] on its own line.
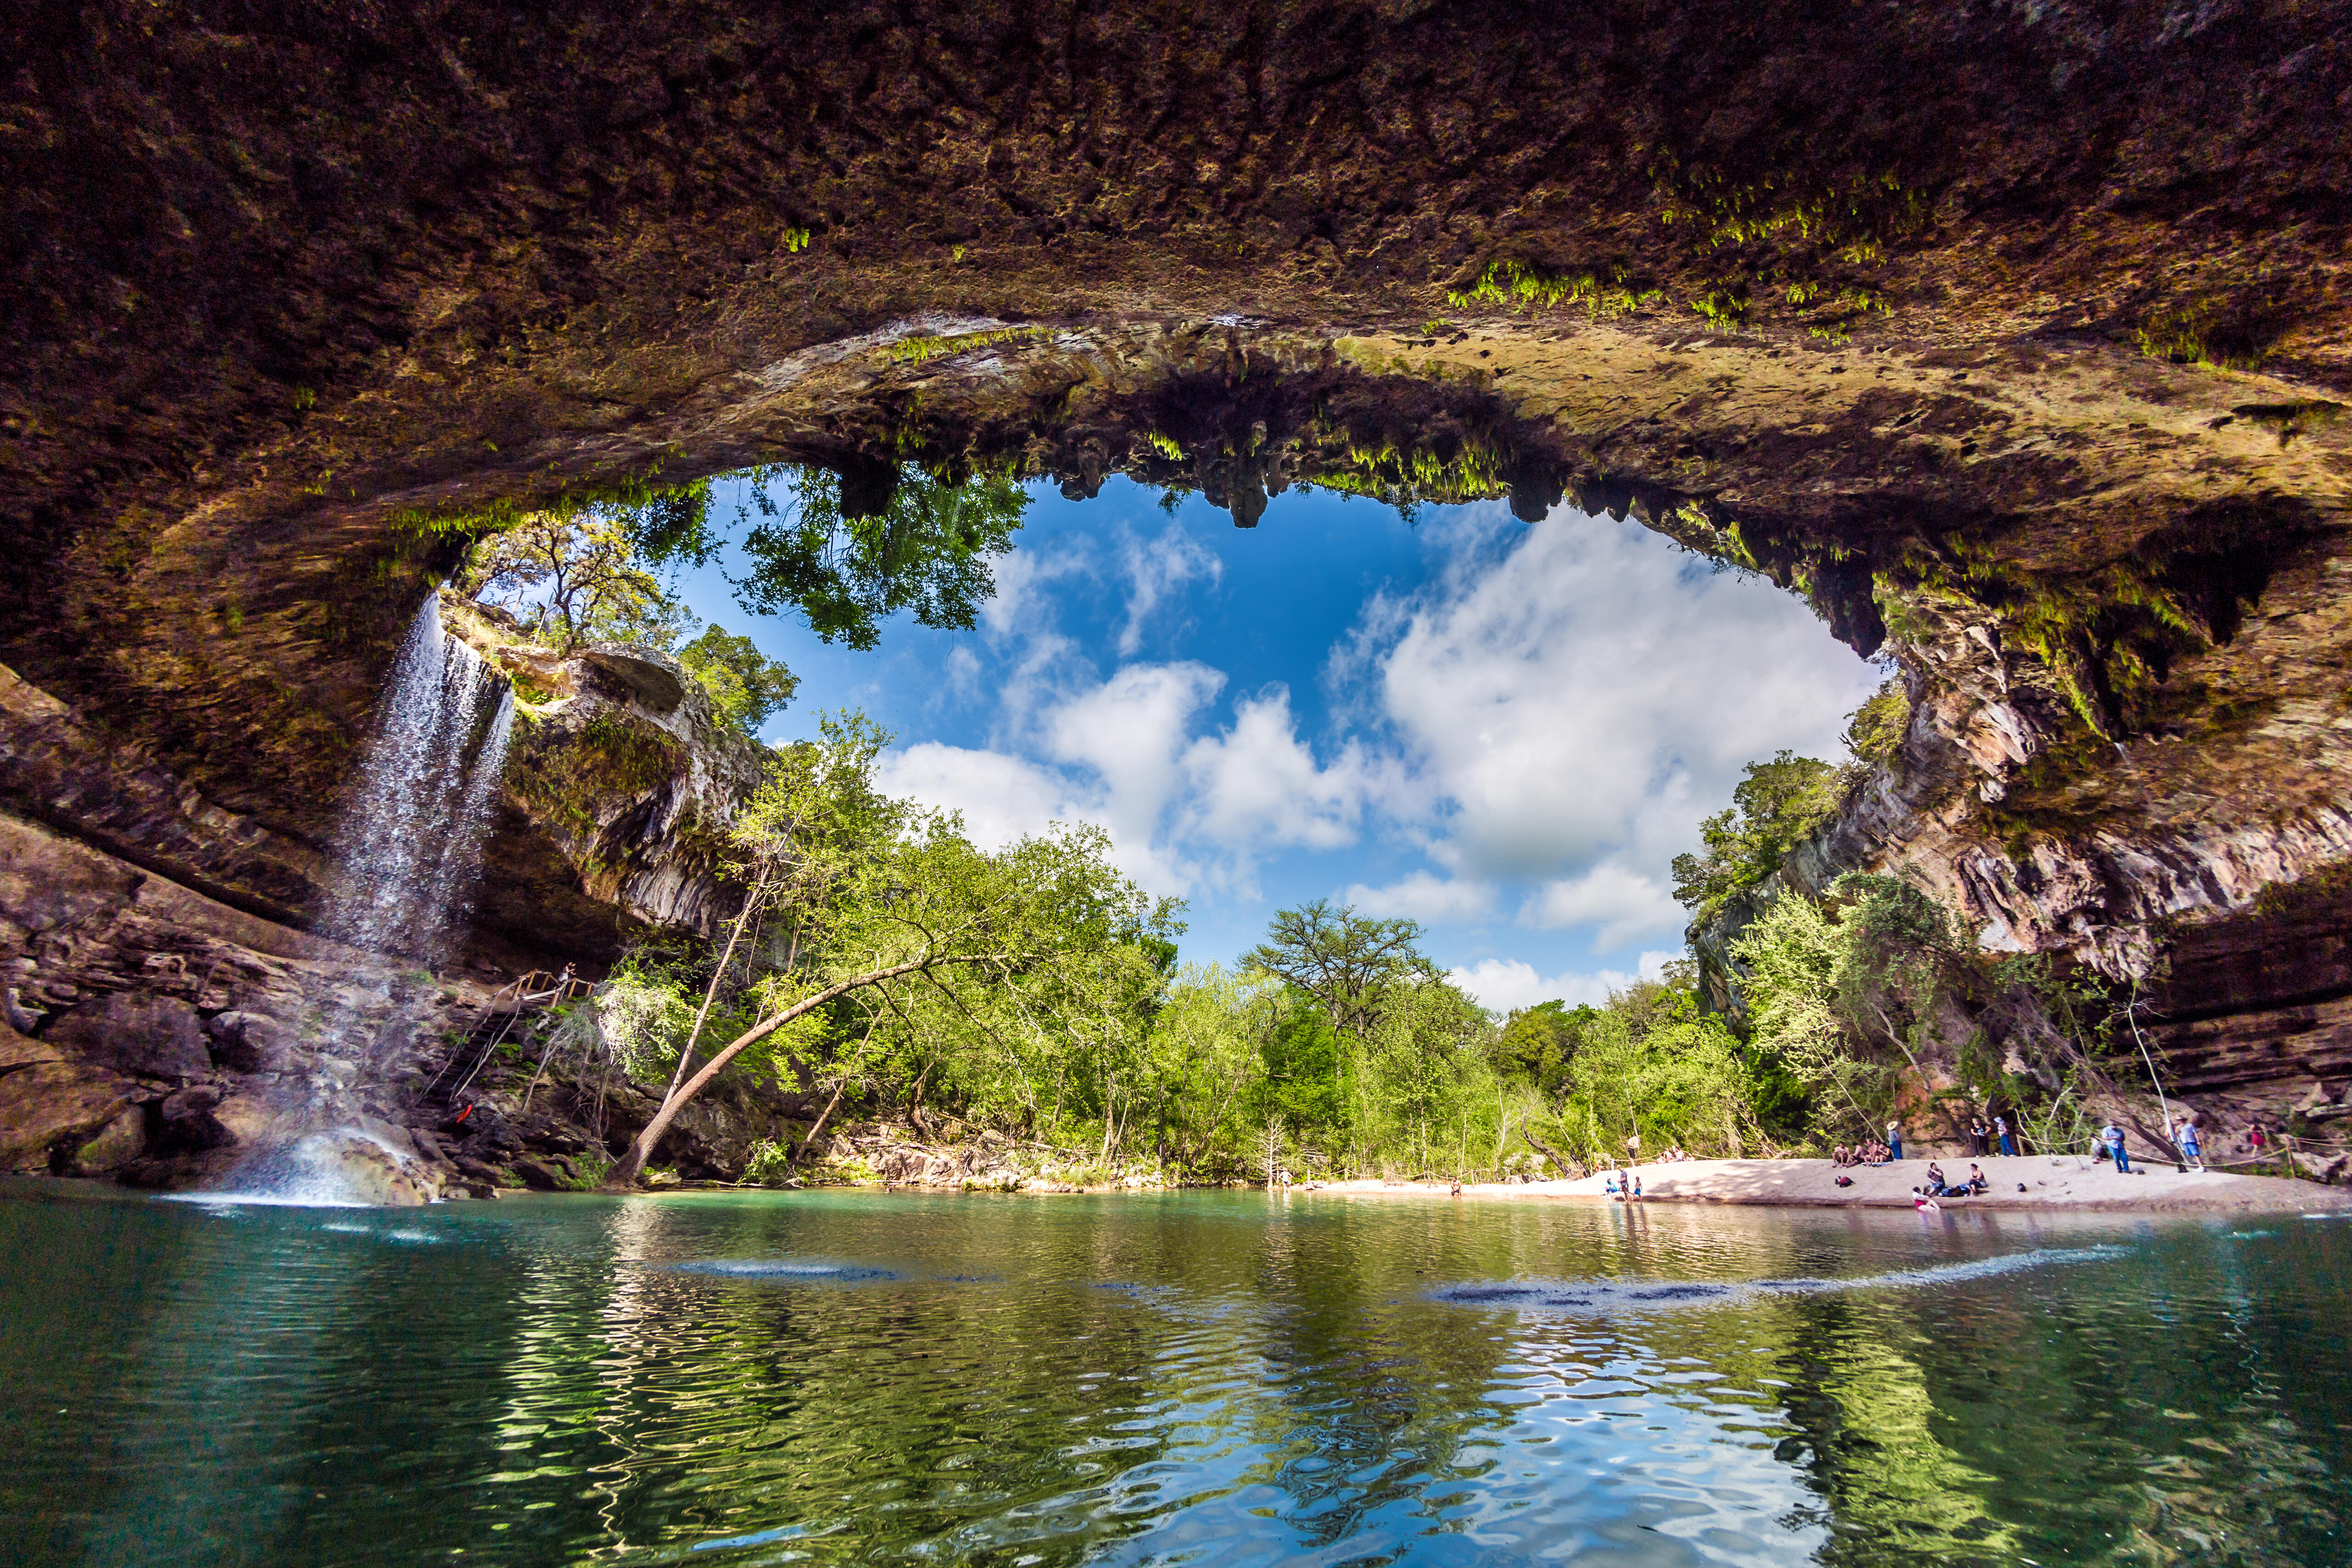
[227, 1128, 440, 1206]
[0, 1060, 136, 1172]
[158, 1086, 238, 1153]
[210, 1096, 277, 1146]
[68, 1107, 148, 1174]
[204, 1010, 301, 1073]
[0, 1017, 62, 1072]
[2293, 1150, 2350, 1185]
[47, 992, 211, 1081]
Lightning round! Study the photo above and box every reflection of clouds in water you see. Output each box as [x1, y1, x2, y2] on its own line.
[1430, 1245, 2132, 1315]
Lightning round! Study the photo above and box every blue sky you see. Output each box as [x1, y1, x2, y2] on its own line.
[662, 476, 1879, 1012]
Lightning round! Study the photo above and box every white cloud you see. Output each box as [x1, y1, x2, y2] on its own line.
[979, 543, 1092, 642]
[1447, 950, 1677, 1013]
[1177, 686, 1365, 861]
[1117, 523, 1222, 657]
[941, 645, 983, 705]
[1341, 505, 1875, 916]
[895, 496, 1871, 971]
[1523, 863, 1686, 952]
[880, 663, 1368, 898]
[874, 742, 1076, 851]
[1344, 870, 1495, 923]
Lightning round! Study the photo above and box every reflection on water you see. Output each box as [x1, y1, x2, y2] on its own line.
[2, 1183, 2347, 1567]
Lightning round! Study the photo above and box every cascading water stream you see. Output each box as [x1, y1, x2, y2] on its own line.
[320, 595, 515, 968]
[201, 596, 514, 1205]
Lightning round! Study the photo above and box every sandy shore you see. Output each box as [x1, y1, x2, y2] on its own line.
[1305, 1155, 2352, 1214]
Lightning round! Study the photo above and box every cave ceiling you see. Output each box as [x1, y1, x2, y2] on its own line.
[2, 0, 2349, 970]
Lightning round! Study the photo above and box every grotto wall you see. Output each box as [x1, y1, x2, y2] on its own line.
[2, 0, 2351, 1158]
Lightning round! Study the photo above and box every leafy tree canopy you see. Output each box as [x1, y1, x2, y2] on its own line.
[470, 502, 689, 652]
[677, 625, 799, 734]
[1495, 1000, 1591, 1096]
[728, 463, 1026, 651]
[1669, 750, 1843, 916]
[1243, 899, 1436, 1043]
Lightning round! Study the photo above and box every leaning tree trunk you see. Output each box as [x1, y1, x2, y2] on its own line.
[607, 952, 1001, 1188]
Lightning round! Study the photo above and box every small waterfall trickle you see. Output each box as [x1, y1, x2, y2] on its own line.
[319, 596, 515, 969]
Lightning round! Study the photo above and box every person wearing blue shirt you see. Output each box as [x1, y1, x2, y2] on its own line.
[1994, 1114, 2016, 1158]
[2100, 1120, 2130, 1172]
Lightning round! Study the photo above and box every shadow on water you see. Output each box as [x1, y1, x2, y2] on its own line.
[2, 1182, 2348, 1567]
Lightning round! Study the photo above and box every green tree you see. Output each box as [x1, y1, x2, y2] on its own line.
[1670, 750, 1843, 913]
[677, 625, 798, 732]
[608, 710, 1165, 1186]
[729, 463, 1027, 651]
[1243, 900, 1435, 1044]
[470, 503, 685, 652]
[1727, 874, 1983, 1142]
[1253, 991, 1347, 1138]
[1842, 676, 1912, 769]
[1137, 963, 1274, 1170]
[1495, 999, 1589, 1098]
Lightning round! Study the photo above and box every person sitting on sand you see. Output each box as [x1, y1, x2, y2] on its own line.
[1604, 1172, 1620, 1198]
[1924, 1160, 1953, 1196]
[1967, 1164, 1987, 1194]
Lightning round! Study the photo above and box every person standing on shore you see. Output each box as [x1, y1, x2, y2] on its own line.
[1995, 1114, 2016, 1159]
[1887, 1119, 1904, 1161]
[2100, 1120, 2131, 1172]
[2177, 1118, 2203, 1170]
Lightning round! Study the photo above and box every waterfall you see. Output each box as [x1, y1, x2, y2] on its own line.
[320, 596, 515, 970]
[202, 596, 515, 1207]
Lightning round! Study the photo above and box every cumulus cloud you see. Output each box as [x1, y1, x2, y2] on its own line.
[1344, 870, 1496, 923]
[1523, 862, 1686, 952]
[873, 742, 1076, 851]
[883, 497, 1871, 967]
[1338, 505, 1876, 911]
[881, 662, 1366, 896]
[1447, 950, 1678, 1014]
[1177, 686, 1365, 860]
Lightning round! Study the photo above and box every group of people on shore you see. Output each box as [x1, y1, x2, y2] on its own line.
[1829, 1142, 1893, 1167]
[1915, 1160, 1990, 1200]
[1960, 1115, 2019, 1158]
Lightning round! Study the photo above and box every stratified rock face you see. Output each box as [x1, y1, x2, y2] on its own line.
[441, 595, 769, 957]
[0, 806, 487, 1194]
[45, 993, 212, 1082]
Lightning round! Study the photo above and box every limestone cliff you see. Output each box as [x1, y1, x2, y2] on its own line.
[440, 593, 767, 956]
